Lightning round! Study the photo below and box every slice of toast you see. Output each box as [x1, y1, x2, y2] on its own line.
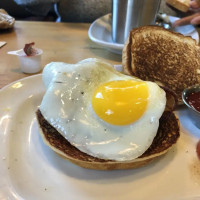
[165, 0, 190, 12]
[122, 26, 200, 104]
[36, 109, 180, 170]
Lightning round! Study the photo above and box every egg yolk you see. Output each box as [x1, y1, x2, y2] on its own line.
[92, 80, 149, 125]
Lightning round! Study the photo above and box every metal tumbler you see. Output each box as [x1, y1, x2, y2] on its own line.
[112, 0, 161, 44]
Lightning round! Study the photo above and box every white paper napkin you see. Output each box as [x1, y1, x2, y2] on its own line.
[0, 41, 6, 48]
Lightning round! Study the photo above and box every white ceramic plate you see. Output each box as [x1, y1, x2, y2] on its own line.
[0, 75, 200, 200]
[88, 14, 199, 55]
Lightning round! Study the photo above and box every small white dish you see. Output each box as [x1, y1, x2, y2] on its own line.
[8, 48, 43, 74]
[88, 14, 199, 54]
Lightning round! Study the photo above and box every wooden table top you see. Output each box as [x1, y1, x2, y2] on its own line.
[0, 21, 122, 88]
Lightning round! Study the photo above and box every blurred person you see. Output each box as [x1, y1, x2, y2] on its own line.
[13, 0, 184, 24]
[13, 0, 58, 17]
[13, 0, 111, 22]
[56, 0, 111, 22]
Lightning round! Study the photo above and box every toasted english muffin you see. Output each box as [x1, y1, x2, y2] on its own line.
[36, 109, 180, 170]
[122, 26, 200, 105]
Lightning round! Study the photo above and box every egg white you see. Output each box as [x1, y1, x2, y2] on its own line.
[40, 58, 166, 161]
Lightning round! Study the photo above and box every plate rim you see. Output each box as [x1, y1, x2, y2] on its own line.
[0, 74, 42, 92]
[88, 14, 124, 50]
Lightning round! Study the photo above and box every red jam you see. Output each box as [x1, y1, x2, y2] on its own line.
[23, 42, 37, 56]
[186, 91, 200, 112]
[197, 140, 200, 160]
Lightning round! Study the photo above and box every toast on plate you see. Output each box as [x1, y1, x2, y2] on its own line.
[122, 25, 200, 105]
[165, 0, 190, 12]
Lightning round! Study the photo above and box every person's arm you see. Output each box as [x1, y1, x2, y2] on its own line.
[173, 0, 200, 26]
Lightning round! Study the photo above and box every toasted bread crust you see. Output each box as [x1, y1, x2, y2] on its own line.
[165, 0, 190, 12]
[36, 109, 180, 170]
[122, 26, 200, 104]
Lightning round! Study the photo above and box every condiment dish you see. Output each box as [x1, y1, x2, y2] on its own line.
[8, 48, 43, 74]
[182, 85, 200, 114]
[182, 85, 200, 129]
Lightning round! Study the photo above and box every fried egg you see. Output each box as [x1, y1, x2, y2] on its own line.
[40, 58, 166, 161]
